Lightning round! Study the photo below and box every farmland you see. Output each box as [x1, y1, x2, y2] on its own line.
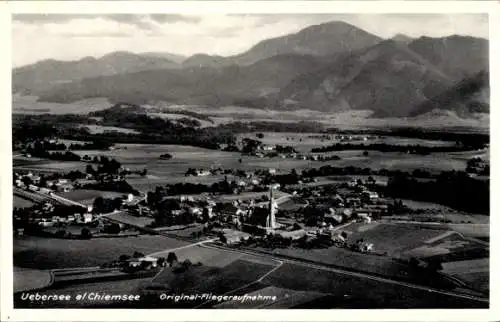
[14, 235, 187, 269]
[441, 258, 489, 294]
[237, 132, 456, 154]
[260, 263, 486, 308]
[13, 195, 36, 208]
[58, 189, 126, 206]
[12, 95, 111, 115]
[402, 229, 487, 259]
[343, 223, 452, 256]
[254, 242, 413, 281]
[81, 124, 140, 134]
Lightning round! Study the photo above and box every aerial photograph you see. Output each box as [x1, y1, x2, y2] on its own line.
[11, 13, 489, 309]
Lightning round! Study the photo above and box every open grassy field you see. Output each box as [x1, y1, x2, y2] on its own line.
[13, 235, 188, 269]
[402, 229, 487, 259]
[343, 223, 451, 256]
[237, 132, 455, 154]
[260, 245, 412, 281]
[13, 266, 53, 292]
[12, 95, 111, 115]
[261, 263, 486, 308]
[13, 195, 36, 208]
[104, 212, 154, 227]
[59, 189, 126, 205]
[441, 258, 489, 294]
[213, 285, 325, 309]
[455, 271, 489, 294]
[81, 124, 140, 134]
[13, 157, 86, 173]
[150, 258, 276, 299]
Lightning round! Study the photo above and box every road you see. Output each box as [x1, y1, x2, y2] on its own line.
[148, 238, 218, 258]
[199, 243, 488, 304]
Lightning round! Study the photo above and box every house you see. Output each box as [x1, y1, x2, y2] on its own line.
[39, 187, 52, 194]
[56, 184, 73, 193]
[357, 213, 372, 223]
[38, 218, 54, 227]
[325, 213, 343, 224]
[31, 176, 41, 185]
[361, 242, 374, 252]
[362, 191, 379, 201]
[28, 184, 39, 192]
[275, 229, 306, 240]
[130, 256, 159, 269]
[268, 168, 277, 175]
[196, 170, 211, 177]
[188, 207, 203, 216]
[83, 213, 93, 223]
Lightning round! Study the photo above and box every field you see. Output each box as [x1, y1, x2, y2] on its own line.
[13, 235, 188, 269]
[213, 285, 325, 309]
[237, 132, 455, 154]
[343, 223, 452, 256]
[104, 212, 154, 227]
[81, 124, 139, 134]
[150, 244, 279, 268]
[260, 245, 412, 281]
[13, 267, 53, 292]
[13, 156, 86, 173]
[260, 263, 486, 308]
[402, 229, 487, 259]
[12, 95, 111, 115]
[13, 195, 36, 208]
[58, 189, 126, 206]
[151, 259, 274, 296]
[160, 105, 489, 131]
[441, 258, 489, 294]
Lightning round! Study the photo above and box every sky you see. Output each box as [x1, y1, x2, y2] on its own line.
[12, 13, 489, 67]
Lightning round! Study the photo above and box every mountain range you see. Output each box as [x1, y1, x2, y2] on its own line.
[12, 20, 489, 118]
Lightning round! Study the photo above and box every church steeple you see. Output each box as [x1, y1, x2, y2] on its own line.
[266, 187, 277, 230]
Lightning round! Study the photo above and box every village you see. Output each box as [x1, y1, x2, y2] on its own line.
[13, 147, 387, 257]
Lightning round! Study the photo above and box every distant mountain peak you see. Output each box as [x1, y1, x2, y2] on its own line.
[391, 33, 413, 44]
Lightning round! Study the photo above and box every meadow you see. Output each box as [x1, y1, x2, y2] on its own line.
[343, 223, 451, 256]
[237, 132, 456, 154]
[13, 235, 188, 269]
[59, 189, 126, 206]
[12, 95, 111, 115]
[13, 195, 36, 208]
[261, 263, 486, 308]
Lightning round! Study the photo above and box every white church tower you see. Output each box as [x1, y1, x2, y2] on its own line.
[265, 187, 278, 230]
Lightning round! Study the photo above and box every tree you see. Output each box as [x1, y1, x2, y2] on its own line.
[157, 257, 166, 267]
[256, 133, 264, 139]
[133, 251, 145, 258]
[218, 231, 227, 244]
[119, 254, 131, 262]
[93, 197, 104, 214]
[55, 230, 67, 238]
[81, 227, 92, 239]
[21, 176, 33, 187]
[167, 252, 178, 267]
[85, 164, 95, 174]
[363, 151, 369, 157]
[107, 223, 121, 234]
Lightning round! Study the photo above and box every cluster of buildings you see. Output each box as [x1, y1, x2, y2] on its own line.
[14, 171, 78, 193]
